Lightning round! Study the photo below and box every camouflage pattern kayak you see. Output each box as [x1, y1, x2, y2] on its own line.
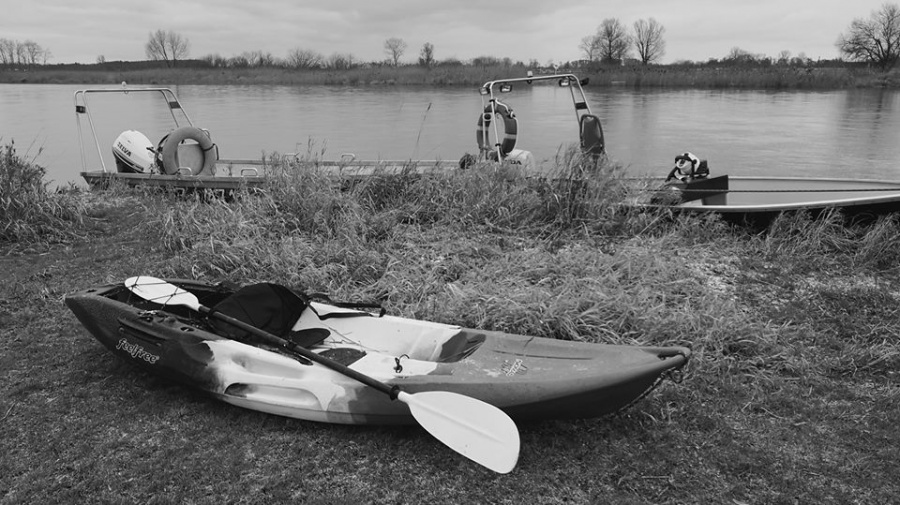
[65, 279, 690, 424]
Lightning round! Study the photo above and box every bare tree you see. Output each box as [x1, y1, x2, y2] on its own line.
[15, 42, 26, 65]
[146, 30, 169, 65]
[792, 52, 810, 66]
[724, 46, 763, 64]
[287, 48, 323, 69]
[0, 39, 49, 65]
[0, 38, 14, 65]
[776, 50, 792, 65]
[587, 19, 631, 64]
[324, 52, 356, 70]
[145, 29, 190, 67]
[21, 41, 44, 65]
[384, 37, 407, 66]
[418, 42, 435, 67]
[471, 55, 501, 66]
[837, 3, 900, 70]
[632, 18, 666, 65]
[579, 35, 602, 62]
[239, 50, 275, 67]
[201, 53, 228, 67]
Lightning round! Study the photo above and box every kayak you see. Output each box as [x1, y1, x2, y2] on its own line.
[65, 278, 690, 425]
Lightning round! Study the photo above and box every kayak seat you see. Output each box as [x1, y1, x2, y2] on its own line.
[292, 302, 478, 362]
[285, 327, 331, 348]
[319, 347, 368, 366]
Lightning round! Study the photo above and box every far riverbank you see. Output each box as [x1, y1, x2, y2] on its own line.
[2, 63, 898, 89]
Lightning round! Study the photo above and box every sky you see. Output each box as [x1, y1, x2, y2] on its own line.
[2, 0, 894, 65]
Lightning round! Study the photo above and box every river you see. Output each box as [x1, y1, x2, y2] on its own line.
[1, 83, 898, 187]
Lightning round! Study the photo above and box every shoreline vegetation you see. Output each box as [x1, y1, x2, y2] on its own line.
[2, 61, 899, 89]
[2, 144, 899, 503]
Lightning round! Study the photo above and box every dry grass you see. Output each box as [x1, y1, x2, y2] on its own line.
[2, 155, 899, 503]
[0, 141, 87, 250]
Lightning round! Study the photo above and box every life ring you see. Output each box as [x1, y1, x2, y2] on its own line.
[156, 126, 217, 175]
[476, 100, 517, 159]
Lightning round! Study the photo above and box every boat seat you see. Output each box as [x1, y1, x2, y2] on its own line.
[680, 174, 728, 204]
[579, 114, 605, 158]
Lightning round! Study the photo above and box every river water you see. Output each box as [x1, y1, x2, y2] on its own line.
[1, 83, 899, 187]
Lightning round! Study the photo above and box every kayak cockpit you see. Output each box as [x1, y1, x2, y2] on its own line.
[293, 302, 486, 363]
[95, 280, 487, 366]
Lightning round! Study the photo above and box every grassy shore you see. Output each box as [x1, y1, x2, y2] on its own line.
[2, 148, 899, 504]
[3, 63, 899, 89]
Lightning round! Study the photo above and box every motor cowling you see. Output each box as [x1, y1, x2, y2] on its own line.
[503, 149, 534, 170]
[112, 130, 155, 173]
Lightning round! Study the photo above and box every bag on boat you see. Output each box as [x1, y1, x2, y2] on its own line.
[209, 282, 385, 348]
[209, 283, 308, 344]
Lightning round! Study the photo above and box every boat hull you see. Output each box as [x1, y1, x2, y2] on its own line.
[65, 279, 690, 425]
[80, 159, 460, 191]
[645, 176, 900, 218]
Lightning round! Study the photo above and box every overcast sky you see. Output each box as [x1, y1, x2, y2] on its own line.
[2, 0, 893, 65]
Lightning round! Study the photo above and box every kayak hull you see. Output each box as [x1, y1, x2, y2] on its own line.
[65, 279, 690, 425]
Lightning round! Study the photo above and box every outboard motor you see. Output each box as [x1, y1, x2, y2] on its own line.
[666, 152, 709, 182]
[654, 152, 724, 206]
[112, 130, 155, 173]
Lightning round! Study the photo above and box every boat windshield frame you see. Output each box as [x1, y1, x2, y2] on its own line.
[73, 86, 195, 173]
[478, 73, 593, 161]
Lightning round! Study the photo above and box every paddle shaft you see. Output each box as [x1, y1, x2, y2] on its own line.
[200, 305, 399, 399]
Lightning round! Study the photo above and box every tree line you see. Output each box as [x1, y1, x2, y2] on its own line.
[580, 17, 666, 65]
[191, 40, 527, 70]
[582, 3, 900, 70]
[138, 3, 900, 72]
[0, 38, 51, 66]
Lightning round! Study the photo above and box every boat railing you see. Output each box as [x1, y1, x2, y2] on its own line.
[478, 73, 594, 162]
[74, 85, 195, 173]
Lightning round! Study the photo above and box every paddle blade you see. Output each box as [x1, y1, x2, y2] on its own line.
[125, 276, 201, 311]
[397, 391, 519, 474]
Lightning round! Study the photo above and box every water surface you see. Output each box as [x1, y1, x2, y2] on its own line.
[1, 83, 898, 186]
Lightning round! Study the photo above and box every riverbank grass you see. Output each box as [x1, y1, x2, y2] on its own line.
[1, 154, 899, 503]
[4, 64, 898, 89]
[0, 141, 87, 248]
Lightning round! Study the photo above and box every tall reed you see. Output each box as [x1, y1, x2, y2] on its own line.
[0, 141, 86, 246]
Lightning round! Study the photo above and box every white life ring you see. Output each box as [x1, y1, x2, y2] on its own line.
[476, 100, 518, 159]
[157, 126, 217, 175]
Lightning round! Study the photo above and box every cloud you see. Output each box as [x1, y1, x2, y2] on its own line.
[4, 0, 891, 64]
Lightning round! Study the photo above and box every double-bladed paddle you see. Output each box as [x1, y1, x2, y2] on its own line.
[124, 276, 520, 474]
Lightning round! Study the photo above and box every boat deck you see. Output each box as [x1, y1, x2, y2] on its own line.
[81, 158, 462, 190]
